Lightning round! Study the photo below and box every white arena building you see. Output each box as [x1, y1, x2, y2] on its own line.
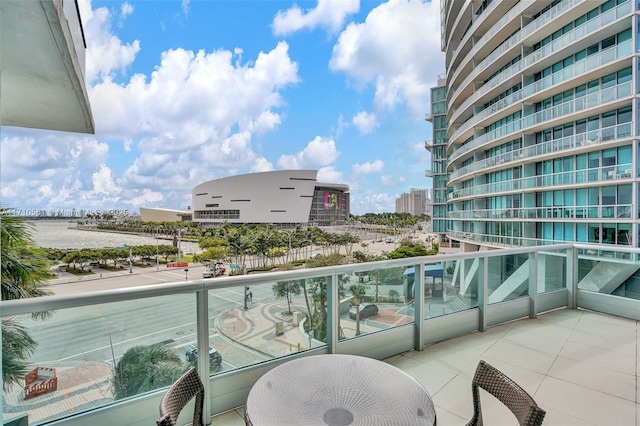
[191, 170, 349, 225]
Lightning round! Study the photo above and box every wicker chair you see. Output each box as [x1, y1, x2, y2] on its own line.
[466, 360, 546, 426]
[157, 367, 205, 426]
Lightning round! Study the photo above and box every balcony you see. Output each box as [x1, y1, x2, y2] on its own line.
[449, 79, 633, 163]
[0, 0, 94, 133]
[213, 307, 640, 425]
[449, 123, 632, 182]
[449, 162, 634, 201]
[2, 245, 639, 425]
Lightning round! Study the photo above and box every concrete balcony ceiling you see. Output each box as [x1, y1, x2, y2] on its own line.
[0, 0, 94, 134]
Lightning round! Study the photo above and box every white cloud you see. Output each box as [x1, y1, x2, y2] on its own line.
[80, 0, 141, 84]
[127, 189, 164, 207]
[272, 0, 360, 36]
[351, 160, 384, 176]
[0, 132, 120, 211]
[330, 0, 444, 117]
[352, 111, 379, 134]
[91, 42, 299, 141]
[381, 174, 406, 187]
[120, 2, 133, 18]
[276, 136, 339, 169]
[181, 0, 190, 15]
[411, 142, 427, 152]
[317, 166, 343, 183]
[350, 191, 396, 213]
[251, 158, 275, 173]
[89, 164, 121, 196]
[87, 38, 300, 202]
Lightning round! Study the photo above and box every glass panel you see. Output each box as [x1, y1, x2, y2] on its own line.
[442, 259, 480, 309]
[576, 223, 587, 240]
[564, 223, 574, 240]
[2, 294, 198, 424]
[338, 266, 409, 339]
[589, 223, 600, 243]
[487, 254, 531, 303]
[538, 250, 567, 292]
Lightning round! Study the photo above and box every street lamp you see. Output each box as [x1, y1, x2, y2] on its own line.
[156, 229, 160, 271]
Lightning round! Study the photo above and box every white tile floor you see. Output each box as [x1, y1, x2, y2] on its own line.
[210, 308, 639, 425]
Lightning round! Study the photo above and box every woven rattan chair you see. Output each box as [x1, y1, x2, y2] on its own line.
[157, 367, 205, 426]
[466, 360, 545, 426]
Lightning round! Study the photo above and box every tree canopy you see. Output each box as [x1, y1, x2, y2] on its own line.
[1, 209, 53, 388]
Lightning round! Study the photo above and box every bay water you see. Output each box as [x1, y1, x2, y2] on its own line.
[30, 220, 199, 253]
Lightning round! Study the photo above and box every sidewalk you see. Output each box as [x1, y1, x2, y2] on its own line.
[3, 362, 112, 425]
[216, 301, 312, 357]
[214, 299, 418, 357]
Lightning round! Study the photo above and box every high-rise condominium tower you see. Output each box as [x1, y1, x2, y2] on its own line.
[437, 0, 634, 249]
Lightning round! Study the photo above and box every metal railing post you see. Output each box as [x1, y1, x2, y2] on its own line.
[528, 251, 538, 318]
[327, 273, 339, 353]
[414, 263, 425, 351]
[479, 256, 487, 332]
[567, 246, 577, 309]
[196, 290, 211, 424]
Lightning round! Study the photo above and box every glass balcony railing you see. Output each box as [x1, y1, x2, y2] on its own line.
[448, 0, 501, 72]
[449, 203, 632, 221]
[450, 0, 631, 125]
[449, 79, 632, 163]
[449, 0, 535, 89]
[2, 243, 639, 425]
[449, 123, 632, 181]
[450, 37, 632, 144]
[449, 162, 633, 200]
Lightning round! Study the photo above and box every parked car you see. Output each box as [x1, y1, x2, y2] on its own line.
[348, 303, 379, 320]
[185, 346, 222, 368]
[202, 262, 226, 278]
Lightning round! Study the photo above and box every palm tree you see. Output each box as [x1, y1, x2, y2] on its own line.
[349, 284, 366, 336]
[2, 319, 38, 389]
[1, 209, 53, 387]
[112, 345, 184, 399]
[1, 212, 52, 302]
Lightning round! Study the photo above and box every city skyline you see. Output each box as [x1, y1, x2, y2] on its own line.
[0, 0, 444, 215]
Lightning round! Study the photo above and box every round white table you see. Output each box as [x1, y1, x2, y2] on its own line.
[245, 354, 436, 425]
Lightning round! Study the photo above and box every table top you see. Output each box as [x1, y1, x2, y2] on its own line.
[245, 354, 436, 426]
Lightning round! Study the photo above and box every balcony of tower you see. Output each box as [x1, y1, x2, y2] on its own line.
[449, 121, 634, 184]
[447, 0, 541, 102]
[448, 78, 633, 165]
[448, 2, 630, 139]
[447, 0, 526, 90]
[447, 0, 618, 116]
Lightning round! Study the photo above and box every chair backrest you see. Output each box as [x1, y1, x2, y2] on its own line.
[466, 360, 545, 426]
[157, 367, 205, 426]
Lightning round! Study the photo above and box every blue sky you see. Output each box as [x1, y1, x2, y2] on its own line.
[1, 0, 444, 215]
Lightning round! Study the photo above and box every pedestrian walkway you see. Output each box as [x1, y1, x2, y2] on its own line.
[2, 362, 112, 425]
[214, 299, 420, 356]
[216, 301, 312, 357]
